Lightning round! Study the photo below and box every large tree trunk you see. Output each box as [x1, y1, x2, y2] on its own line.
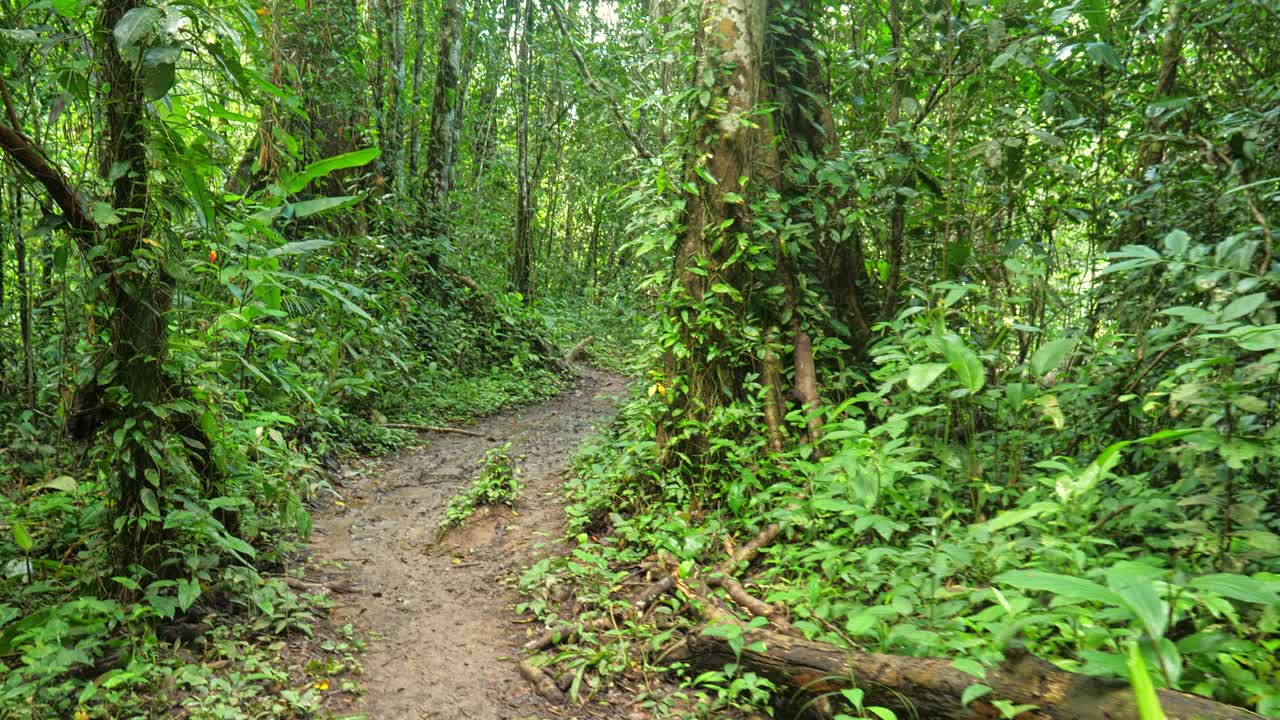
[658, 0, 771, 463]
[97, 0, 179, 570]
[686, 629, 1264, 720]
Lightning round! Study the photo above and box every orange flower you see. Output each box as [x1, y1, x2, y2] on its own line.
[256, 6, 268, 15]
[209, 249, 218, 263]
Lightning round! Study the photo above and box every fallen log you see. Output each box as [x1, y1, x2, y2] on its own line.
[685, 627, 1263, 720]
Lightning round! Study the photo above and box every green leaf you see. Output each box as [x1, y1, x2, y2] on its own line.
[1082, 0, 1109, 37]
[140, 488, 160, 516]
[1219, 292, 1267, 321]
[285, 148, 380, 193]
[11, 521, 33, 553]
[287, 195, 362, 219]
[177, 578, 201, 612]
[952, 658, 987, 679]
[141, 43, 181, 100]
[1107, 564, 1167, 639]
[1084, 42, 1123, 71]
[994, 570, 1122, 606]
[113, 6, 161, 63]
[1191, 573, 1280, 606]
[907, 363, 948, 392]
[1228, 324, 1280, 351]
[962, 683, 993, 706]
[52, 0, 82, 17]
[1161, 306, 1217, 324]
[0, 28, 39, 43]
[1029, 338, 1075, 376]
[938, 334, 984, 393]
[1127, 643, 1167, 720]
[31, 476, 78, 493]
[268, 239, 335, 257]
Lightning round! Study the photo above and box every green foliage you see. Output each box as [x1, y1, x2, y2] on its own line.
[440, 443, 521, 528]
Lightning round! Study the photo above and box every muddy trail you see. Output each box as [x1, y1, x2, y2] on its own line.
[299, 367, 629, 719]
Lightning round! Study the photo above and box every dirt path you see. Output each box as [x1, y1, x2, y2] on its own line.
[304, 367, 627, 719]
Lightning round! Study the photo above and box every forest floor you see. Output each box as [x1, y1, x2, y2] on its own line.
[288, 366, 632, 720]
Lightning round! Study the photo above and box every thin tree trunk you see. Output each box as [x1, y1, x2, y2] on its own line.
[16, 227, 32, 408]
[510, 0, 533, 297]
[406, 0, 429, 179]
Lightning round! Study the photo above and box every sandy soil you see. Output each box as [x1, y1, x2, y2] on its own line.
[301, 367, 629, 720]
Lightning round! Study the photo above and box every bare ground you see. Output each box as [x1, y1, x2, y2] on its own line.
[298, 367, 630, 720]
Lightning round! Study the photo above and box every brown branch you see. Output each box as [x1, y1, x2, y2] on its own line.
[379, 423, 488, 438]
[546, 0, 653, 160]
[0, 119, 98, 238]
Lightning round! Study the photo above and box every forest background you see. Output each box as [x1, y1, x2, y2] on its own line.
[0, 0, 1277, 717]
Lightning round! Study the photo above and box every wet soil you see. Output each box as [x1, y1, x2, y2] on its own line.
[301, 367, 628, 720]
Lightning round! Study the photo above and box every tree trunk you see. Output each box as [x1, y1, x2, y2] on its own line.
[509, 0, 533, 297]
[658, 0, 771, 463]
[686, 629, 1264, 720]
[422, 0, 464, 241]
[405, 0, 429, 178]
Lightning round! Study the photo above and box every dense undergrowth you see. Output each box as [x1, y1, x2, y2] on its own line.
[521, 243, 1280, 718]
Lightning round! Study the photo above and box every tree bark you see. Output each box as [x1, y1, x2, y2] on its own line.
[422, 0, 464, 241]
[685, 629, 1263, 720]
[509, 0, 533, 297]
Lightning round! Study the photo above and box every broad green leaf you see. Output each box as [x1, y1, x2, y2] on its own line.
[11, 521, 32, 553]
[113, 6, 161, 62]
[938, 334, 984, 393]
[1220, 292, 1267, 321]
[1030, 338, 1075, 376]
[1107, 564, 1167, 639]
[177, 578, 201, 612]
[1160, 306, 1216, 325]
[1228, 324, 1280, 351]
[140, 488, 160, 516]
[31, 476, 78, 493]
[52, 0, 82, 17]
[952, 658, 987, 679]
[1191, 573, 1280, 606]
[0, 28, 38, 43]
[1082, 0, 1109, 37]
[1084, 42, 1123, 70]
[962, 683, 993, 706]
[986, 502, 1056, 532]
[268, 239, 334, 257]
[288, 195, 362, 219]
[994, 570, 1123, 606]
[906, 363, 948, 392]
[141, 43, 181, 100]
[285, 148, 380, 193]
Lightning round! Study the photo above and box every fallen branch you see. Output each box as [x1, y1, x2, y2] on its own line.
[517, 659, 565, 704]
[684, 627, 1263, 720]
[380, 423, 487, 438]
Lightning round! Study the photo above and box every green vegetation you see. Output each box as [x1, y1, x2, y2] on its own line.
[440, 442, 521, 528]
[1, 0, 1277, 718]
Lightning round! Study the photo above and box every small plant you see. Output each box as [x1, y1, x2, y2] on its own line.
[440, 443, 521, 528]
